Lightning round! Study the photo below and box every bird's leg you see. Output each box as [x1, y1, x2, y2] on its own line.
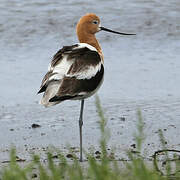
[79, 99, 84, 162]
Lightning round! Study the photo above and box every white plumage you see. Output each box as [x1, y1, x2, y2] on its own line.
[66, 61, 102, 80]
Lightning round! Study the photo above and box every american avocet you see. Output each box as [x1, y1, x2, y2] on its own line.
[38, 13, 135, 162]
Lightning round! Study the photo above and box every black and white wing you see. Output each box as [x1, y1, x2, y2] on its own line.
[38, 43, 104, 107]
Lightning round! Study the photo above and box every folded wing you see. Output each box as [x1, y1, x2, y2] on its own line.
[38, 43, 104, 107]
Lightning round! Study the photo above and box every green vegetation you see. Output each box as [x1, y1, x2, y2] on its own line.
[0, 96, 180, 179]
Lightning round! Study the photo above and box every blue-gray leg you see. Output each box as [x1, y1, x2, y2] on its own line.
[79, 99, 84, 162]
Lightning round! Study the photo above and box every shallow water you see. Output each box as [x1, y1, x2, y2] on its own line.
[0, 0, 180, 163]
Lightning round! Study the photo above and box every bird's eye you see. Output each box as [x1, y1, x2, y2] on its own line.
[92, 20, 98, 24]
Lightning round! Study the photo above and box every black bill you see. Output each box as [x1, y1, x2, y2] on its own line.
[100, 27, 136, 35]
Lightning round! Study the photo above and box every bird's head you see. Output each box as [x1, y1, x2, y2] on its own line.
[76, 13, 136, 36]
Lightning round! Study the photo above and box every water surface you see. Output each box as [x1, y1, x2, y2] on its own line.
[0, 0, 180, 163]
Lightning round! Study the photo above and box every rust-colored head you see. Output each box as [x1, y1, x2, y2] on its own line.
[76, 13, 102, 58]
[76, 13, 135, 59]
[76, 13, 101, 36]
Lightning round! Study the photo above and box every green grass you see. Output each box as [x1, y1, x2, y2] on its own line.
[0, 96, 180, 180]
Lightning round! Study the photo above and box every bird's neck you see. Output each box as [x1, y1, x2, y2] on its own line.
[77, 32, 104, 60]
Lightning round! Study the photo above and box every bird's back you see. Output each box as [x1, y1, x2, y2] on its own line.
[38, 43, 104, 107]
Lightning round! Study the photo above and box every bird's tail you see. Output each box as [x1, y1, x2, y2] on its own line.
[40, 81, 61, 107]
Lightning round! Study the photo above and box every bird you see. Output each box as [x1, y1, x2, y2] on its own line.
[38, 13, 135, 162]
